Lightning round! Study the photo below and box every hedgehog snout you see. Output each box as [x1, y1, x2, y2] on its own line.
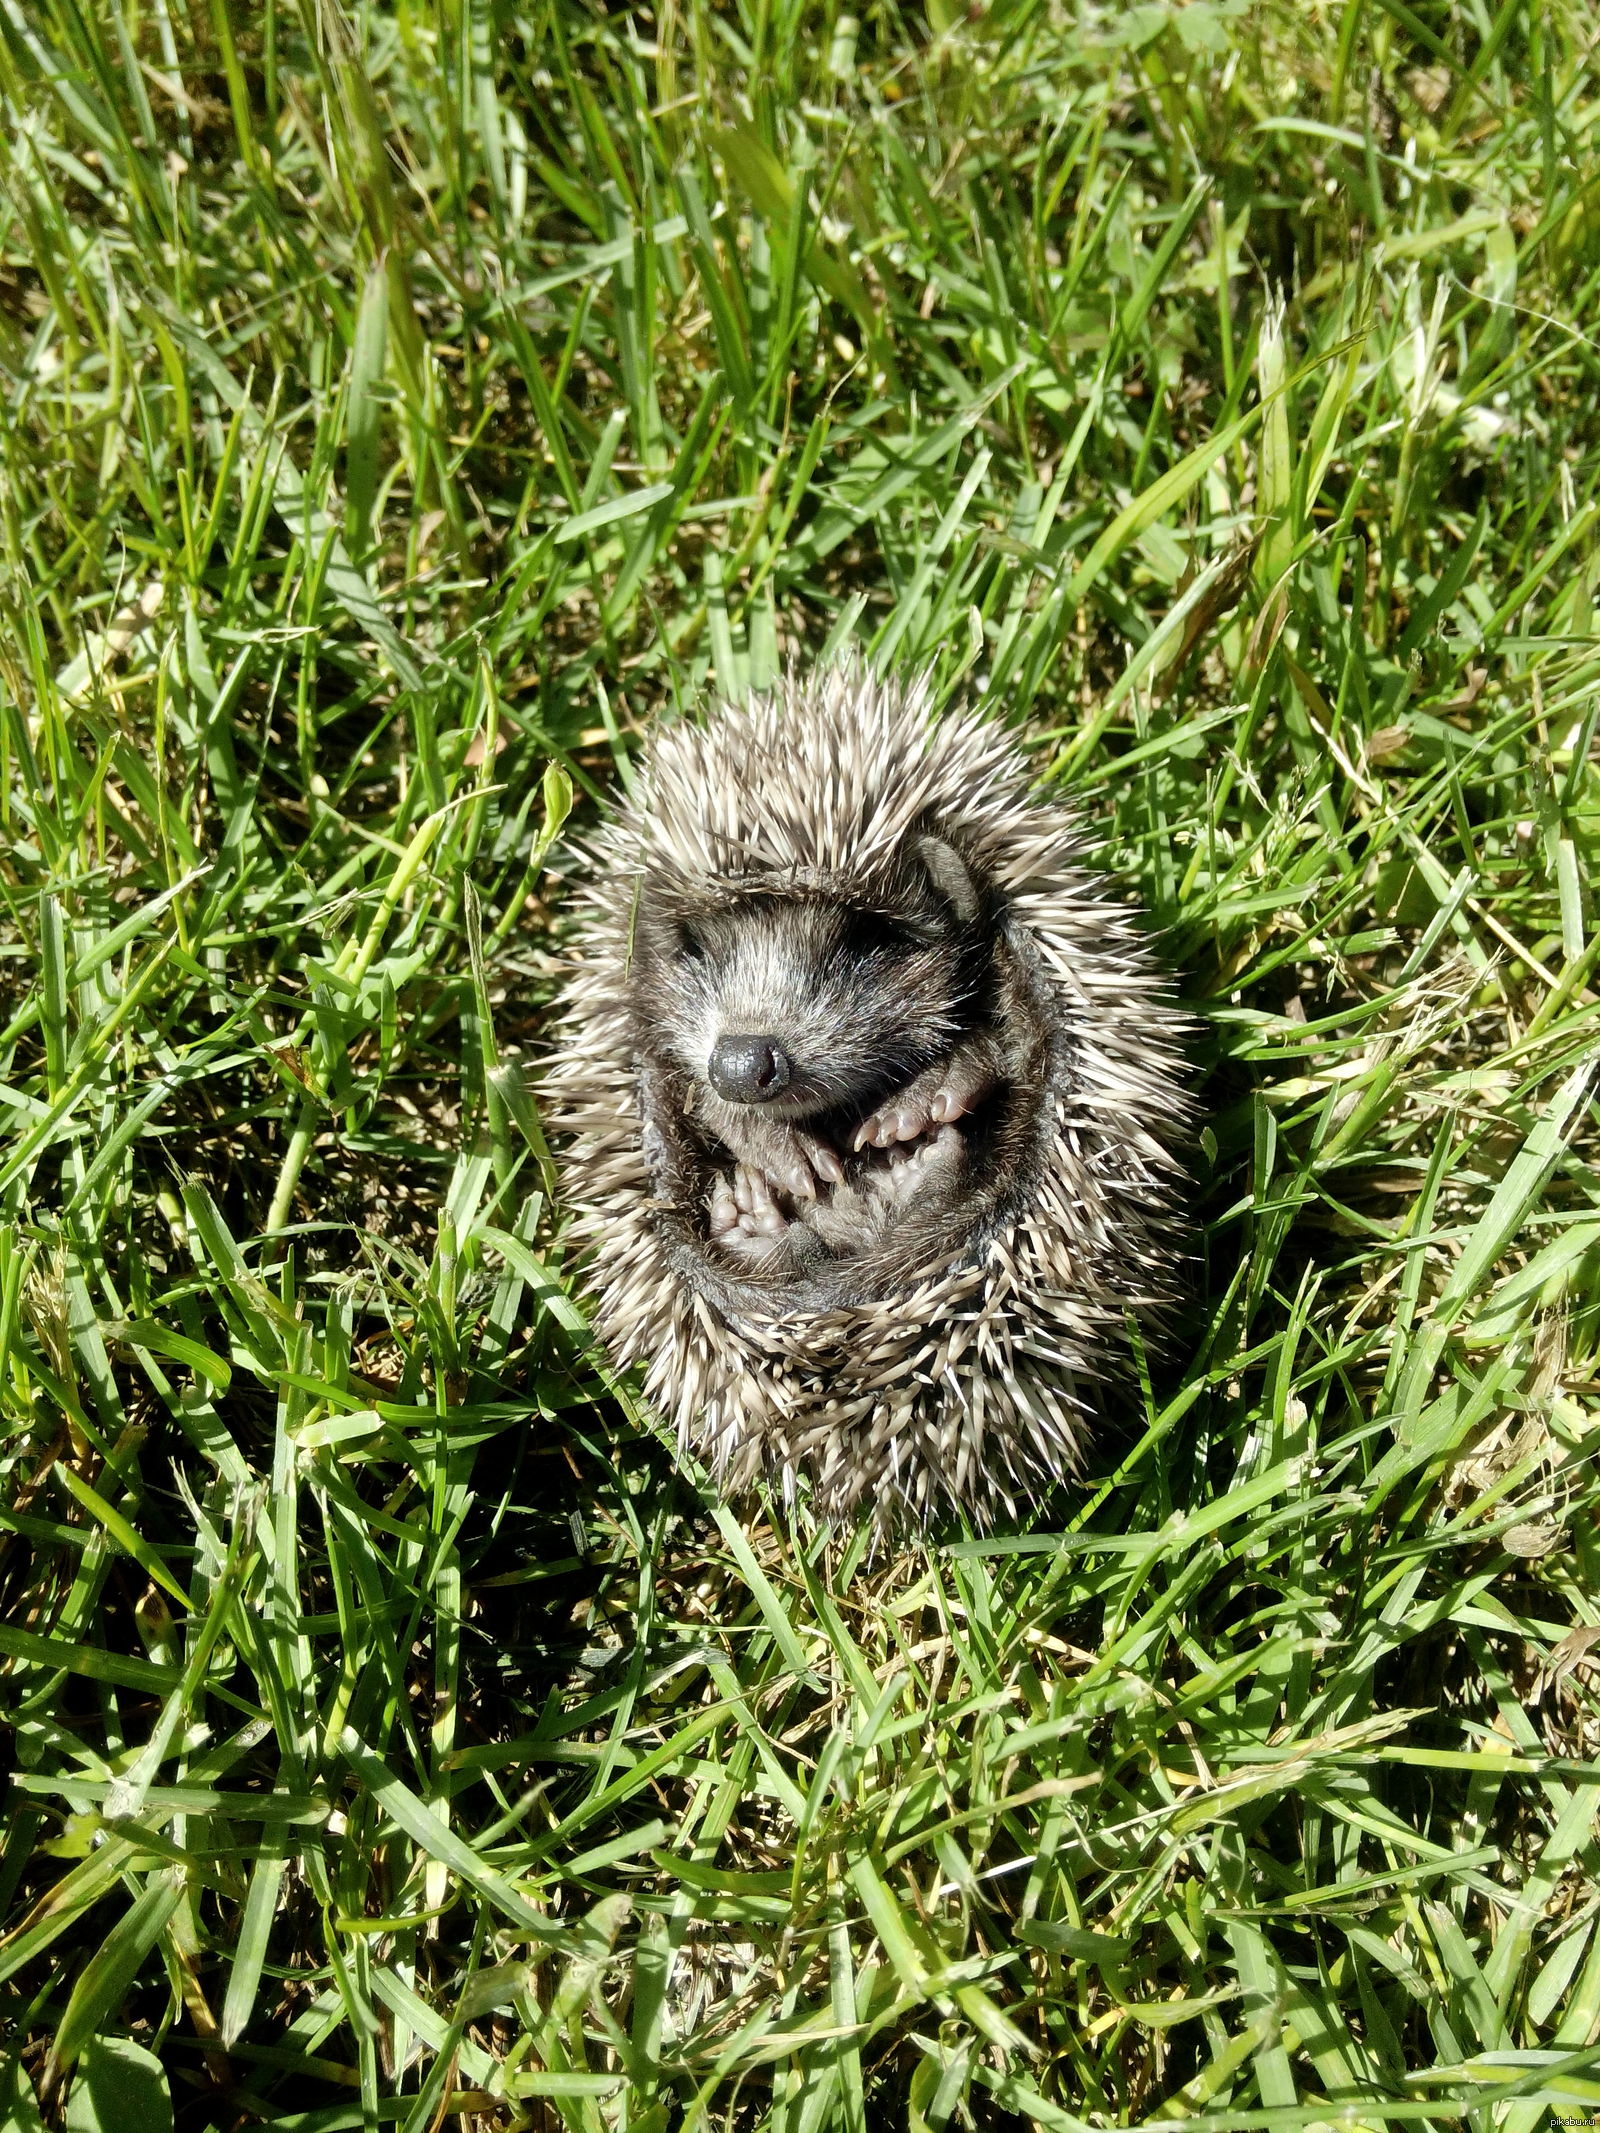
[707, 1034, 793, 1104]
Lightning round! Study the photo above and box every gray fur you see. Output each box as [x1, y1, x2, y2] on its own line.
[546, 665, 1190, 1529]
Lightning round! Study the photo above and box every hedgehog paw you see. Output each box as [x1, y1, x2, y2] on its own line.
[734, 1164, 790, 1234]
[793, 1130, 845, 1192]
[719, 1224, 787, 1261]
[927, 1047, 996, 1126]
[710, 1166, 794, 1257]
[708, 1174, 741, 1237]
[855, 1098, 933, 1150]
[854, 1051, 995, 1151]
[877, 1123, 964, 1200]
[742, 1128, 843, 1201]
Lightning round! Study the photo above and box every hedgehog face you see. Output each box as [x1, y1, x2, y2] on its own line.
[640, 884, 973, 1123]
[627, 835, 1029, 1278]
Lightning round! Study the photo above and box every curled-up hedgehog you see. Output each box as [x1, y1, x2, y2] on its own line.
[546, 664, 1189, 1529]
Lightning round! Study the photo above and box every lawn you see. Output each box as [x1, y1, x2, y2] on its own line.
[2, 0, 1600, 2126]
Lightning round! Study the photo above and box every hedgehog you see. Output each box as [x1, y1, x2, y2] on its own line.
[545, 664, 1190, 1530]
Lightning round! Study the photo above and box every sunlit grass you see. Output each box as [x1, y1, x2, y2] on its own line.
[2, 1, 1600, 2126]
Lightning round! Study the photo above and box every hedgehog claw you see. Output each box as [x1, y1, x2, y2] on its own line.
[929, 1053, 992, 1124]
[854, 1108, 897, 1150]
[784, 1131, 842, 1188]
[854, 1096, 934, 1149]
[726, 1129, 841, 1201]
[856, 1048, 996, 1151]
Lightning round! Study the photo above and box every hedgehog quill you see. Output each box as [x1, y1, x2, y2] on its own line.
[547, 666, 1190, 1529]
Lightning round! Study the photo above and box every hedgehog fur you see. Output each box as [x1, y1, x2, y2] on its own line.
[546, 664, 1190, 1529]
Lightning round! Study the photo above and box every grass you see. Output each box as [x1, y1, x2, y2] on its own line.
[1, 0, 1600, 2124]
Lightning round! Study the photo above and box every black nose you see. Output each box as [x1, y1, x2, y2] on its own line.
[708, 1035, 793, 1104]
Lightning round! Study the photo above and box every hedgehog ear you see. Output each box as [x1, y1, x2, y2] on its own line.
[914, 833, 980, 926]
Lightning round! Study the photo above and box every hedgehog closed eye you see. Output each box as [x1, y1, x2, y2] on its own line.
[547, 663, 1191, 1533]
[841, 910, 919, 957]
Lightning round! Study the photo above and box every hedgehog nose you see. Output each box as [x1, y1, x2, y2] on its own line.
[708, 1035, 792, 1104]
